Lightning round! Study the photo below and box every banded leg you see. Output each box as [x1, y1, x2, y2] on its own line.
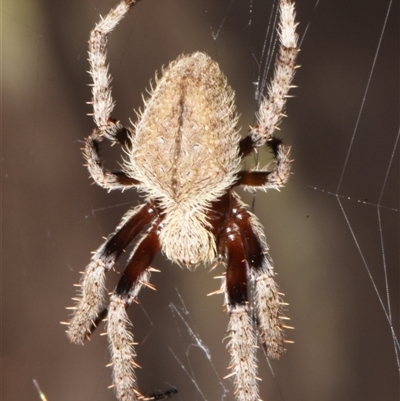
[223, 219, 259, 401]
[83, 128, 140, 190]
[86, 0, 143, 190]
[230, 193, 288, 358]
[239, 0, 299, 167]
[107, 220, 161, 401]
[236, 137, 292, 191]
[88, 0, 142, 134]
[66, 202, 155, 344]
[246, 0, 298, 151]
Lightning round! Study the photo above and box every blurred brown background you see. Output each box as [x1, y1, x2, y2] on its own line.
[3, 1, 399, 400]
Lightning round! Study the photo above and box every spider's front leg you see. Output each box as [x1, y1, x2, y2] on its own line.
[88, 0, 141, 136]
[245, 0, 298, 152]
[84, 127, 140, 191]
[85, 0, 143, 191]
[237, 137, 292, 191]
[238, 0, 298, 191]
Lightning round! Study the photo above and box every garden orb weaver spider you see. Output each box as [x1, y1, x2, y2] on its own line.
[65, 0, 299, 400]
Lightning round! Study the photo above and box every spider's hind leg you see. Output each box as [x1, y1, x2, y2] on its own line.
[107, 219, 161, 401]
[231, 194, 290, 359]
[221, 210, 260, 401]
[66, 202, 155, 344]
[86, 0, 143, 191]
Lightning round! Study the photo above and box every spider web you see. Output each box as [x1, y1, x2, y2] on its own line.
[2, 1, 398, 401]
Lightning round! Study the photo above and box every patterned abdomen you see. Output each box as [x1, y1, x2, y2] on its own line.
[129, 52, 240, 204]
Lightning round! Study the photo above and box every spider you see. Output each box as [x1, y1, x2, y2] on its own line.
[65, 0, 299, 400]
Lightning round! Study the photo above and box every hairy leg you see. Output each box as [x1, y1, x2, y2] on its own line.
[66, 202, 155, 343]
[107, 219, 161, 401]
[88, 0, 142, 134]
[229, 195, 290, 358]
[83, 128, 140, 190]
[220, 213, 260, 401]
[85, 0, 144, 190]
[236, 137, 292, 191]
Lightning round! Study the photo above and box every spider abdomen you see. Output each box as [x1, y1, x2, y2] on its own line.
[128, 52, 241, 204]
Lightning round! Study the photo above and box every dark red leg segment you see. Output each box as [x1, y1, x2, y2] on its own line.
[230, 199, 267, 271]
[115, 220, 161, 298]
[239, 135, 256, 158]
[94, 202, 156, 271]
[224, 223, 248, 307]
[106, 117, 133, 149]
[239, 132, 284, 159]
[234, 171, 273, 187]
[86, 203, 157, 334]
[236, 136, 291, 190]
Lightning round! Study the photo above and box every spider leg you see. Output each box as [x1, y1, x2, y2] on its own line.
[84, 128, 140, 190]
[240, 0, 299, 157]
[230, 194, 288, 359]
[107, 219, 161, 401]
[88, 0, 142, 135]
[66, 202, 156, 344]
[236, 137, 292, 191]
[86, 0, 143, 190]
[221, 215, 260, 401]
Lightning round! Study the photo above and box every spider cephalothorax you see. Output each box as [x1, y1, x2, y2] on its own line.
[65, 1, 299, 400]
